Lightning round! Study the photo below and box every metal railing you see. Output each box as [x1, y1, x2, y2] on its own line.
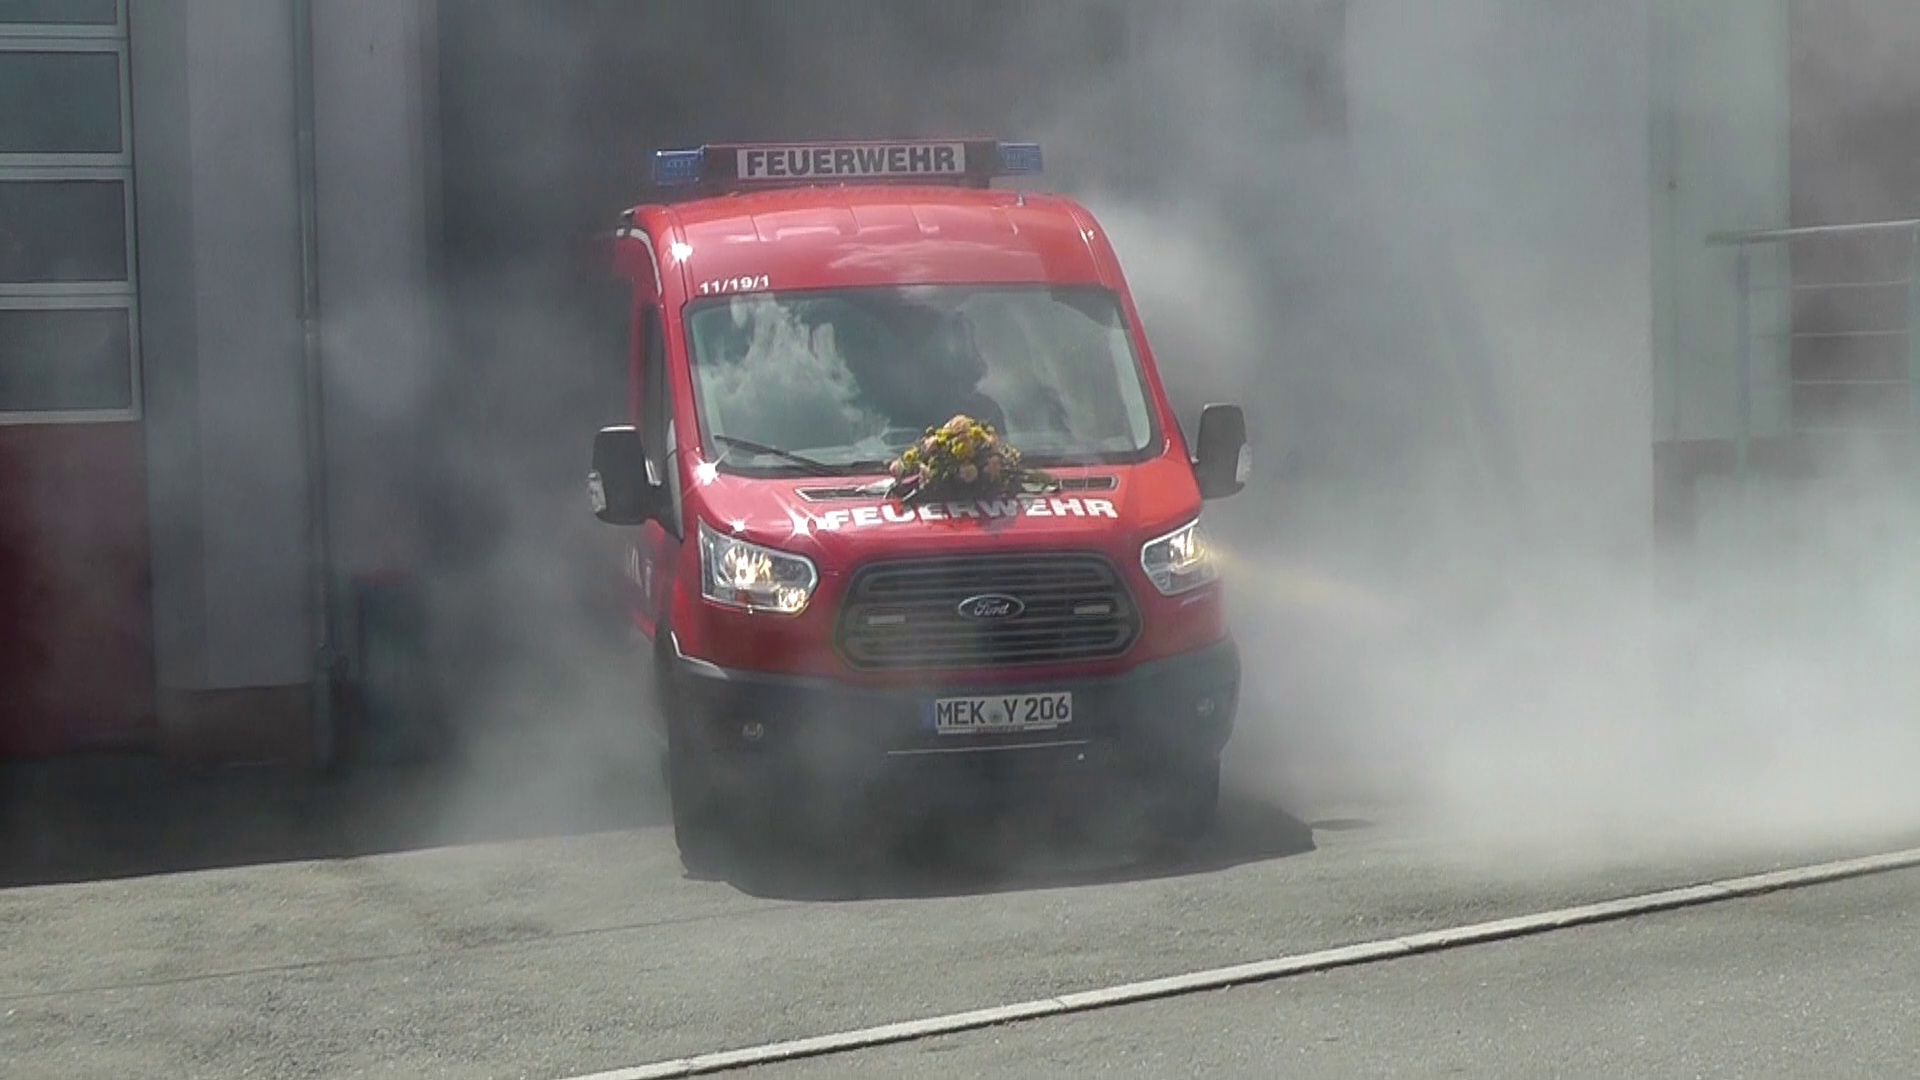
[1707, 219, 1920, 474]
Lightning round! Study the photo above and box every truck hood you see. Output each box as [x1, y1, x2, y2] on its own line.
[688, 455, 1202, 569]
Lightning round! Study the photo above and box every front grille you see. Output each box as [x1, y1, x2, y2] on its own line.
[836, 554, 1140, 670]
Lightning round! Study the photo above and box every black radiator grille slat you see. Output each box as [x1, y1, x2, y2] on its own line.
[836, 554, 1139, 670]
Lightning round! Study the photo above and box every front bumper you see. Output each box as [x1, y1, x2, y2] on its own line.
[670, 637, 1240, 782]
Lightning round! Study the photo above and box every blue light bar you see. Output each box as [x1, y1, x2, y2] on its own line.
[653, 148, 707, 188]
[996, 142, 1044, 176]
[649, 139, 1043, 191]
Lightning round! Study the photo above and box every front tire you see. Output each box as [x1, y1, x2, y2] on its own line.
[666, 719, 730, 876]
[653, 622, 732, 875]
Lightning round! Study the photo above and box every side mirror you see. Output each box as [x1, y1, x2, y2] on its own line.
[589, 425, 664, 525]
[1192, 403, 1250, 500]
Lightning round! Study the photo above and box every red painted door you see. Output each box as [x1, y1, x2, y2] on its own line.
[0, 422, 156, 755]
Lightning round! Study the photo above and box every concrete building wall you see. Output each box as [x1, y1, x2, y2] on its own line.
[1788, 0, 1920, 228]
[128, 0, 205, 698]
[127, 0, 442, 760]
[1345, 0, 1659, 553]
[131, 0, 316, 757]
[311, 0, 439, 583]
[179, 0, 310, 691]
[1650, 1, 1793, 446]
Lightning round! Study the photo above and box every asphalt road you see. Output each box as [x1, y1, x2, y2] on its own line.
[6, 753, 1920, 1080]
[744, 865, 1920, 1080]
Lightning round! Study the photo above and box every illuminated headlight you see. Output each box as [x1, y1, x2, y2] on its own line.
[1141, 518, 1218, 596]
[699, 520, 818, 615]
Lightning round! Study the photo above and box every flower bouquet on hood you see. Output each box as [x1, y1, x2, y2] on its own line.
[884, 414, 1058, 507]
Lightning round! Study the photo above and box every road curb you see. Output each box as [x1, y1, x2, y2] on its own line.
[574, 845, 1920, 1080]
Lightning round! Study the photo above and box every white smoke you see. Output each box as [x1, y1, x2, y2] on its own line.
[1029, 0, 1920, 863]
[367, 0, 1920, 867]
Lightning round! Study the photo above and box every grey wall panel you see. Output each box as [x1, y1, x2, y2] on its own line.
[130, 0, 207, 689]
[181, 0, 310, 689]
[311, 0, 438, 586]
[1348, 0, 1656, 550]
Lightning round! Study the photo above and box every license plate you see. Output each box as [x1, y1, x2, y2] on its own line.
[926, 692, 1073, 735]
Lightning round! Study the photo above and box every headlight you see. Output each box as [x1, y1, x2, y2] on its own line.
[1141, 518, 1218, 596]
[699, 520, 818, 615]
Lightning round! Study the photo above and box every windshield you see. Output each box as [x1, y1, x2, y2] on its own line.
[684, 284, 1160, 475]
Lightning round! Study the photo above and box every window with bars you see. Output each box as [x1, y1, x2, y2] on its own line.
[0, 0, 138, 422]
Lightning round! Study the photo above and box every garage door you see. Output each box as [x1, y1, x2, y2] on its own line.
[0, 0, 154, 756]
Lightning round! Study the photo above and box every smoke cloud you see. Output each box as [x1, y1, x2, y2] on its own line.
[1064, 0, 1920, 863]
[378, 0, 1920, 867]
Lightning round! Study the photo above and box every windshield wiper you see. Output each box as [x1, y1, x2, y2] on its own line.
[1020, 449, 1111, 467]
[710, 435, 840, 476]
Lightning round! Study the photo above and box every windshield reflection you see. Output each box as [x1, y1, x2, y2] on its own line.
[684, 284, 1160, 475]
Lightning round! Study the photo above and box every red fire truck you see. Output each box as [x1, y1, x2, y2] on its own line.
[588, 139, 1251, 870]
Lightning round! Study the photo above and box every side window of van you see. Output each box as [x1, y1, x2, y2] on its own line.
[640, 305, 669, 484]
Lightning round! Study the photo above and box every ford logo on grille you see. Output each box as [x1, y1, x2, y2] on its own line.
[956, 593, 1026, 620]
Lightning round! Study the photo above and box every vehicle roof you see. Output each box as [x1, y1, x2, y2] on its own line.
[627, 185, 1120, 295]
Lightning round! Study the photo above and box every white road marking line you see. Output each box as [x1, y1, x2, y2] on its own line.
[567, 845, 1920, 1080]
